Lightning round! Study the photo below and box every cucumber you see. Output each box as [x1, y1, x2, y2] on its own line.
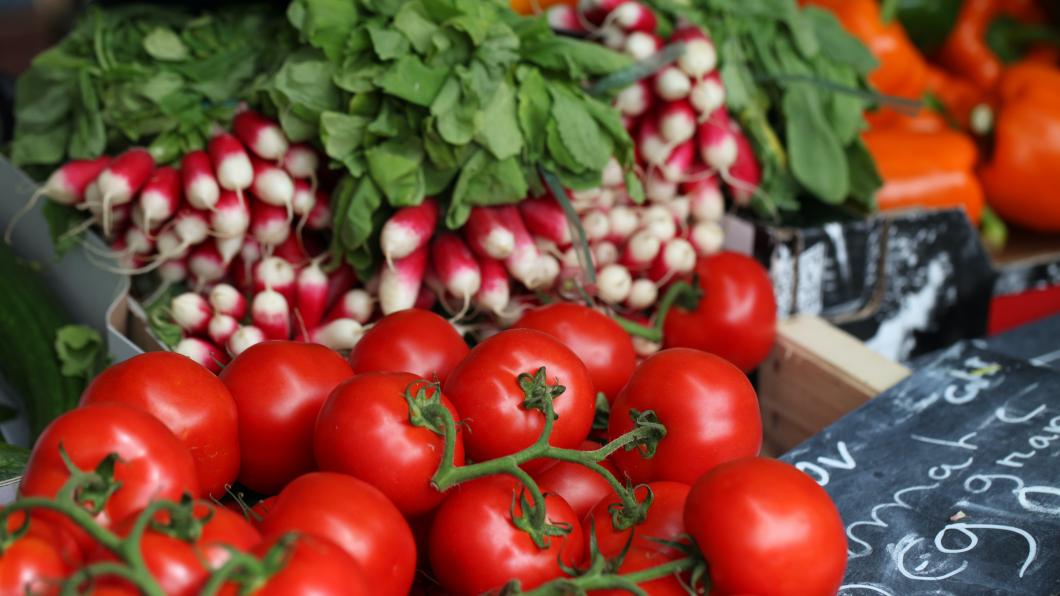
[0, 243, 84, 442]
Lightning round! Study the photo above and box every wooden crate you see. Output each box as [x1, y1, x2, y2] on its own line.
[758, 315, 912, 455]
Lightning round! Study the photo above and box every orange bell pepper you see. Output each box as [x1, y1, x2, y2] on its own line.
[925, 66, 985, 129]
[509, 0, 575, 15]
[980, 62, 1060, 232]
[863, 129, 984, 224]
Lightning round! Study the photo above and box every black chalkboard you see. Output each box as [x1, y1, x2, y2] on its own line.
[782, 343, 1060, 596]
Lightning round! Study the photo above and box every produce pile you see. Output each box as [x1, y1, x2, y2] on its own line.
[0, 306, 847, 595]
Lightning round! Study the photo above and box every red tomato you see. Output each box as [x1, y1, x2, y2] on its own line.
[79, 352, 239, 498]
[92, 502, 260, 595]
[315, 373, 464, 516]
[429, 476, 585, 595]
[587, 481, 689, 558]
[249, 496, 277, 529]
[532, 440, 618, 520]
[443, 329, 595, 465]
[348, 309, 469, 383]
[0, 512, 79, 595]
[513, 303, 636, 401]
[608, 349, 761, 485]
[663, 253, 777, 372]
[684, 457, 846, 596]
[590, 548, 689, 596]
[221, 534, 371, 595]
[220, 341, 353, 494]
[21, 404, 200, 553]
[260, 472, 416, 596]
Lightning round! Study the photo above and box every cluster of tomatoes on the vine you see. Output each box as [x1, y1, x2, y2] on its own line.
[1, 291, 845, 595]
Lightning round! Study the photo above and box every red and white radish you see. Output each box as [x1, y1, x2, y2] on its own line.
[689, 73, 725, 120]
[519, 197, 571, 247]
[648, 238, 696, 281]
[326, 289, 374, 324]
[324, 264, 357, 313]
[581, 210, 610, 242]
[641, 205, 677, 241]
[686, 176, 725, 222]
[182, 150, 220, 212]
[174, 337, 229, 374]
[233, 110, 289, 161]
[250, 156, 294, 217]
[597, 263, 633, 304]
[253, 256, 297, 306]
[171, 292, 211, 336]
[282, 144, 319, 184]
[582, 0, 628, 24]
[494, 206, 542, 288]
[380, 198, 438, 267]
[624, 31, 662, 60]
[379, 243, 429, 315]
[673, 29, 717, 78]
[622, 230, 661, 271]
[250, 199, 291, 248]
[134, 166, 181, 233]
[431, 233, 482, 312]
[252, 289, 291, 341]
[158, 257, 187, 285]
[534, 254, 561, 290]
[698, 110, 738, 176]
[209, 283, 248, 319]
[208, 133, 253, 201]
[306, 190, 331, 230]
[602, 157, 624, 188]
[188, 242, 227, 288]
[669, 196, 691, 223]
[636, 118, 669, 166]
[228, 325, 265, 356]
[654, 66, 692, 101]
[611, 2, 656, 33]
[547, 4, 587, 34]
[727, 125, 763, 206]
[615, 80, 654, 117]
[658, 100, 697, 145]
[465, 207, 515, 260]
[95, 148, 155, 235]
[474, 256, 510, 316]
[310, 319, 365, 351]
[658, 140, 695, 182]
[598, 26, 627, 50]
[690, 221, 725, 256]
[208, 314, 239, 347]
[608, 205, 640, 241]
[5, 157, 111, 243]
[211, 190, 251, 239]
[626, 278, 658, 310]
[295, 259, 329, 333]
[593, 240, 619, 266]
[644, 176, 678, 203]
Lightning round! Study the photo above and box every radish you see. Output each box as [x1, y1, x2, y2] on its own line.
[690, 221, 725, 256]
[547, 4, 587, 34]
[582, 0, 628, 24]
[209, 133, 253, 201]
[602, 158, 624, 188]
[594, 189, 617, 211]
[464, 207, 515, 260]
[181, 150, 220, 212]
[291, 180, 316, 216]
[95, 148, 155, 235]
[208, 314, 240, 347]
[253, 256, 297, 306]
[608, 205, 640, 241]
[431, 233, 482, 312]
[211, 190, 251, 239]
[624, 31, 662, 60]
[174, 337, 229, 374]
[728, 125, 763, 206]
[519, 197, 571, 247]
[675, 35, 717, 78]
[581, 210, 611, 243]
[310, 319, 365, 350]
[173, 208, 211, 247]
[5, 157, 111, 243]
[379, 243, 429, 315]
[658, 140, 695, 182]
[622, 114, 638, 133]
[593, 240, 619, 266]
[494, 206, 542, 288]
[156, 229, 190, 262]
[622, 230, 661, 271]
[233, 110, 289, 161]
[474, 256, 510, 316]
[252, 289, 291, 340]
[611, 2, 656, 32]
[234, 236, 263, 289]
[597, 263, 633, 304]
[188, 242, 227, 288]
[250, 156, 295, 217]
[324, 264, 357, 313]
[648, 238, 696, 281]
[209, 284, 248, 319]
[669, 196, 691, 223]
[690, 73, 725, 120]
[685, 176, 725, 222]
[228, 325, 266, 356]
[658, 101, 697, 145]
[171, 292, 211, 336]
[597, 25, 627, 50]
[326, 289, 374, 324]
[283, 144, 319, 186]
[295, 259, 329, 333]
[134, 166, 182, 233]
[414, 285, 437, 311]
[626, 278, 658, 310]
[654, 66, 691, 101]
[642, 205, 677, 240]
[306, 190, 331, 230]
[698, 110, 738, 176]
[636, 118, 669, 165]
[158, 257, 187, 285]
[534, 254, 561, 290]
[251, 199, 291, 248]
[273, 233, 315, 265]
[644, 176, 678, 203]
[380, 198, 438, 267]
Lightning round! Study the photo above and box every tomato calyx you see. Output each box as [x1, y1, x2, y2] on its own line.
[402, 379, 447, 435]
[60, 446, 122, 516]
[611, 280, 701, 343]
[199, 532, 296, 595]
[518, 367, 566, 412]
[147, 493, 210, 542]
[509, 486, 575, 549]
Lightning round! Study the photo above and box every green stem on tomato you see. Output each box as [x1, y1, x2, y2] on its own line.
[515, 556, 700, 596]
[611, 280, 698, 343]
[60, 561, 165, 596]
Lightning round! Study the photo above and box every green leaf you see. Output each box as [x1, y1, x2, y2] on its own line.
[474, 81, 522, 160]
[432, 78, 477, 145]
[145, 284, 184, 349]
[377, 55, 450, 106]
[582, 95, 633, 166]
[272, 50, 343, 112]
[524, 37, 634, 79]
[11, 64, 73, 166]
[298, 0, 360, 61]
[334, 176, 384, 252]
[366, 137, 426, 206]
[516, 67, 551, 160]
[41, 202, 84, 258]
[846, 138, 882, 208]
[143, 27, 189, 61]
[54, 325, 105, 380]
[784, 86, 849, 203]
[368, 25, 410, 60]
[546, 119, 586, 174]
[804, 7, 879, 75]
[68, 70, 105, 160]
[624, 169, 645, 204]
[447, 149, 528, 228]
[784, 5, 818, 58]
[550, 86, 611, 172]
[320, 111, 370, 172]
[393, 2, 439, 54]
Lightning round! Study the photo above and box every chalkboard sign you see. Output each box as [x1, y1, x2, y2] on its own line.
[782, 343, 1060, 595]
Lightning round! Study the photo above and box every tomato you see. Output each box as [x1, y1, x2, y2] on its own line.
[21, 404, 200, 553]
[260, 472, 416, 595]
[220, 341, 353, 494]
[429, 476, 585, 595]
[532, 440, 617, 520]
[249, 496, 277, 529]
[663, 252, 777, 372]
[79, 352, 239, 498]
[92, 502, 260, 595]
[0, 512, 79, 595]
[587, 481, 689, 558]
[684, 457, 846, 596]
[315, 373, 464, 516]
[608, 349, 761, 485]
[590, 548, 689, 596]
[513, 303, 636, 401]
[443, 329, 595, 465]
[221, 534, 370, 595]
[348, 309, 469, 384]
